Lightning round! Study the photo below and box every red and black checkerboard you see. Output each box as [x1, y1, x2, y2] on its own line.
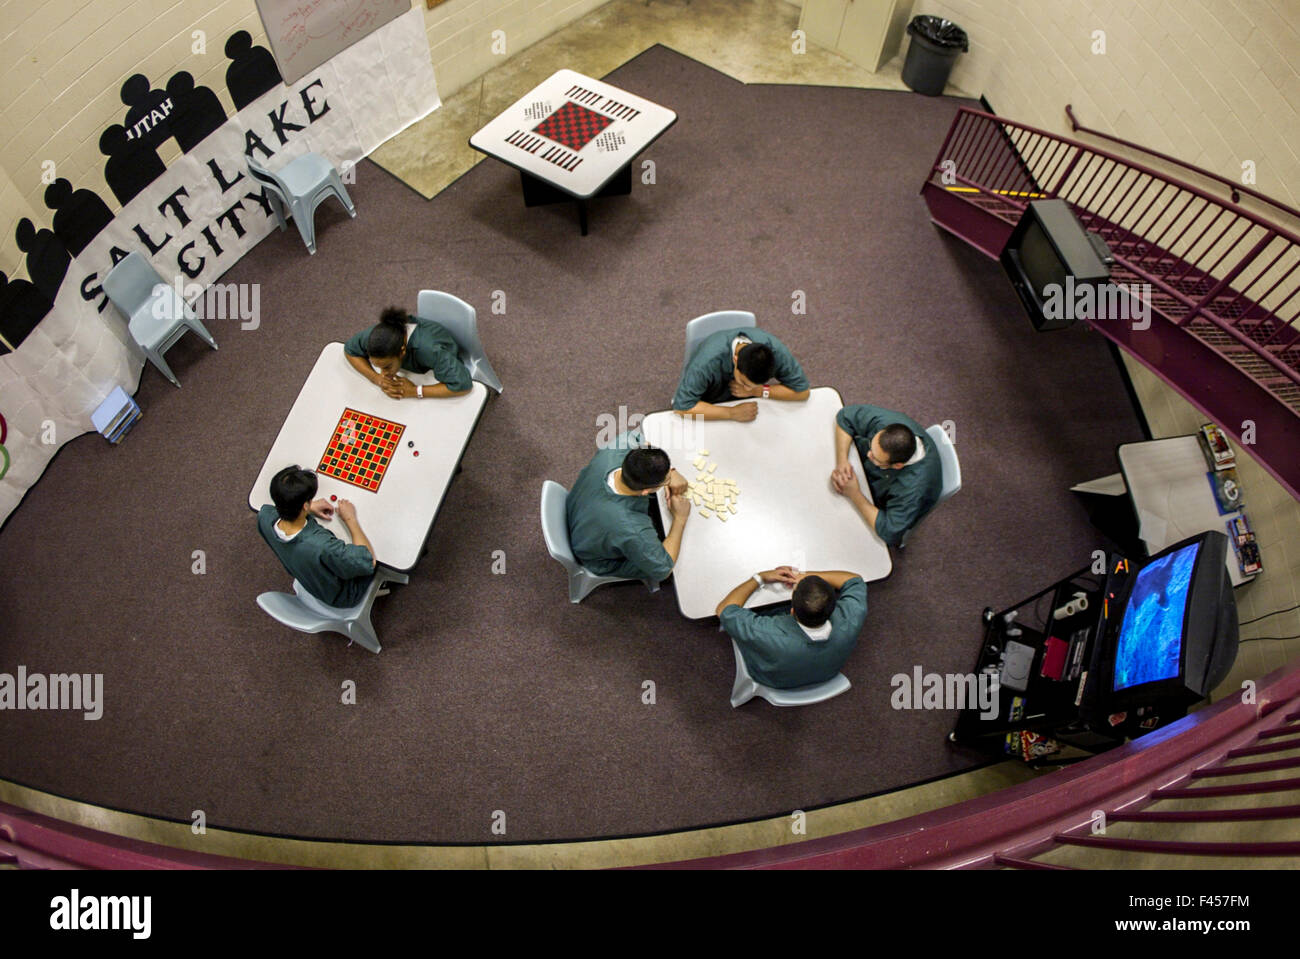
[533, 100, 613, 152]
[317, 409, 405, 493]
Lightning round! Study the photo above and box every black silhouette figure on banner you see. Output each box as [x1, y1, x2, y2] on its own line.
[100, 124, 166, 205]
[166, 71, 227, 152]
[225, 31, 282, 110]
[15, 218, 70, 304]
[121, 74, 173, 154]
[44, 178, 114, 256]
[0, 271, 54, 351]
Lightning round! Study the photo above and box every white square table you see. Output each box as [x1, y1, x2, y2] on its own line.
[640, 387, 892, 619]
[469, 68, 677, 234]
[248, 343, 489, 571]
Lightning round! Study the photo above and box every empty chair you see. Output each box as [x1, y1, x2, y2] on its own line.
[540, 480, 658, 603]
[256, 567, 409, 654]
[247, 154, 355, 254]
[103, 251, 217, 387]
[682, 309, 757, 372]
[899, 424, 963, 547]
[728, 638, 851, 707]
[416, 290, 503, 393]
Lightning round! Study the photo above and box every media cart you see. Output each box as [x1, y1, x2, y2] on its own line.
[950, 552, 1187, 765]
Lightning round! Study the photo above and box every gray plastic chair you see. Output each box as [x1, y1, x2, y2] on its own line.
[416, 290, 503, 394]
[729, 638, 851, 707]
[540, 480, 659, 603]
[247, 154, 355, 255]
[899, 424, 963, 548]
[682, 309, 757, 371]
[256, 567, 408, 654]
[103, 251, 217, 387]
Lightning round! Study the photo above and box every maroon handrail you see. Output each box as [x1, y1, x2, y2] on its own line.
[1065, 103, 1300, 225]
[923, 108, 1300, 391]
[658, 660, 1300, 868]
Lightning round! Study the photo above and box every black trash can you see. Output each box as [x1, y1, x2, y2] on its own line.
[902, 16, 969, 96]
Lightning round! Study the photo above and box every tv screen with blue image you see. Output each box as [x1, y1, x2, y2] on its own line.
[1113, 542, 1200, 691]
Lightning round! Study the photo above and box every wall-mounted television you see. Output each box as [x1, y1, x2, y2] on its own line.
[1001, 199, 1112, 331]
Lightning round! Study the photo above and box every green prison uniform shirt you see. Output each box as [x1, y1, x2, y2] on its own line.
[672, 328, 810, 410]
[343, 317, 473, 393]
[565, 430, 675, 583]
[257, 505, 375, 608]
[720, 577, 868, 688]
[836, 403, 944, 547]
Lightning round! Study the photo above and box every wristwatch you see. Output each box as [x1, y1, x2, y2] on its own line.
[761, 386, 771, 399]
[752, 572, 765, 587]
[417, 384, 424, 398]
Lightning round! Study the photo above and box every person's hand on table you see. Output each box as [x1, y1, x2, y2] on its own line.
[759, 566, 799, 586]
[667, 468, 688, 497]
[383, 375, 418, 400]
[729, 401, 758, 422]
[832, 460, 854, 488]
[336, 499, 358, 523]
[831, 464, 862, 498]
[308, 498, 335, 521]
[668, 490, 691, 520]
[729, 379, 762, 399]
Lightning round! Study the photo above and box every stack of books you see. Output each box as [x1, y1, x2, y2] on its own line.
[1198, 423, 1244, 514]
[90, 387, 142, 444]
[1227, 514, 1263, 577]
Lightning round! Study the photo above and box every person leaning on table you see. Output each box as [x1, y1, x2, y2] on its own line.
[672, 327, 810, 422]
[257, 466, 376, 608]
[715, 568, 868, 689]
[344, 306, 472, 400]
[565, 430, 691, 584]
[831, 403, 943, 547]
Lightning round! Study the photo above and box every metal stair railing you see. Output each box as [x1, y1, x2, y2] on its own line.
[918, 107, 1300, 501]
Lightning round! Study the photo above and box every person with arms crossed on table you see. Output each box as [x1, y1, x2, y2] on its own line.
[672, 326, 810, 422]
[344, 307, 472, 400]
[257, 466, 376, 608]
[715, 567, 868, 688]
[831, 403, 943, 547]
[566, 430, 692, 585]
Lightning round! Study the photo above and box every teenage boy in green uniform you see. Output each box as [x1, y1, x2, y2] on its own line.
[257, 466, 376, 608]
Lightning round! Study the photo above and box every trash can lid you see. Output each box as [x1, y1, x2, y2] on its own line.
[907, 15, 970, 51]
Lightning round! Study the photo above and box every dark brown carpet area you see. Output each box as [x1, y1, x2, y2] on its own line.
[0, 47, 1144, 843]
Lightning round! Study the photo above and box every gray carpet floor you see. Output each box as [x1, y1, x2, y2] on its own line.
[0, 46, 1144, 843]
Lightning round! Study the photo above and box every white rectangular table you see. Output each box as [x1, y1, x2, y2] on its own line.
[469, 68, 677, 234]
[248, 343, 489, 571]
[640, 387, 892, 619]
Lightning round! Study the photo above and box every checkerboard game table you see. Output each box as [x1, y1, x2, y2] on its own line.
[640, 387, 893, 620]
[248, 343, 489, 572]
[469, 68, 676, 235]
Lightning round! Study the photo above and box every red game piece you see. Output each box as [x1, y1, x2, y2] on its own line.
[413, 450, 419, 457]
[330, 494, 337, 501]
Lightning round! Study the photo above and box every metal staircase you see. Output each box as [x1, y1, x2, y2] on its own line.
[919, 108, 1300, 502]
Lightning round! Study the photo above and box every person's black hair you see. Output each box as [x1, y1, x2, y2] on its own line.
[878, 424, 917, 464]
[622, 446, 671, 491]
[792, 575, 837, 628]
[736, 343, 775, 383]
[366, 307, 408, 359]
[270, 466, 317, 521]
